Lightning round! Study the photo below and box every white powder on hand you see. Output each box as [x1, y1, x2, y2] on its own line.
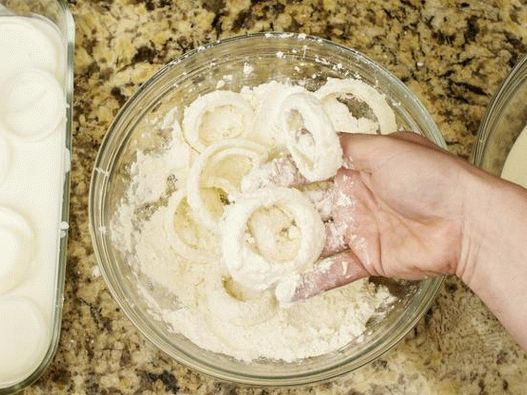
[111, 78, 397, 362]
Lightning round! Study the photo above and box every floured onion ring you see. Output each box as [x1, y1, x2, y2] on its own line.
[221, 187, 325, 291]
[280, 93, 343, 182]
[205, 272, 277, 326]
[164, 189, 218, 263]
[240, 155, 308, 193]
[187, 139, 267, 231]
[317, 95, 378, 133]
[315, 77, 397, 134]
[250, 81, 307, 146]
[182, 91, 254, 152]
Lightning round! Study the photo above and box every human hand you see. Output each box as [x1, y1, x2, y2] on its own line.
[276, 132, 480, 303]
[277, 130, 527, 351]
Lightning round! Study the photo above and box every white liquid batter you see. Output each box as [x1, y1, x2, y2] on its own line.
[112, 78, 396, 362]
[0, 15, 67, 386]
[502, 125, 527, 188]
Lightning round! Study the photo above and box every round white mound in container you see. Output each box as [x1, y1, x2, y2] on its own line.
[502, 125, 527, 188]
[1, 68, 65, 141]
[0, 297, 48, 385]
[0, 134, 10, 185]
[0, 207, 34, 294]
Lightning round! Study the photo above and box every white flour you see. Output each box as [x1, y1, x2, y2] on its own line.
[111, 79, 396, 362]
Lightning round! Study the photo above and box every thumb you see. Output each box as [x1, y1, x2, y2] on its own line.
[338, 133, 386, 172]
[275, 250, 370, 305]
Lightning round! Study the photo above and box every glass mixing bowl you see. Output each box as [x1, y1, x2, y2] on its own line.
[89, 33, 445, 386]
[471, 54, 527, 174]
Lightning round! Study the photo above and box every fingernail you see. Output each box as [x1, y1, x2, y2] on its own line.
[275, 274, 301, 306]
[343, 156, 354, 169]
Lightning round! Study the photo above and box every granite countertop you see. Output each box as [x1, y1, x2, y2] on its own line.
[25, 0, 527, 394]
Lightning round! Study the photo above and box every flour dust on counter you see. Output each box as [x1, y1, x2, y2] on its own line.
[111, 78, 397, 362]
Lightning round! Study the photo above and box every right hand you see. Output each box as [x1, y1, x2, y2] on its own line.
[277, 132, 485, 303]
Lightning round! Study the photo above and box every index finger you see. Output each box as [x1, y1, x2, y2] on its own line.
[338, 133, 386, 172]
[338, 132, 441, 172]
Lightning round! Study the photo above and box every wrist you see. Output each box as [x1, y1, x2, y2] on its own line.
[456, 167, 527, 350]
[457, 166, 527, 286]
[456, 166, 494, 284]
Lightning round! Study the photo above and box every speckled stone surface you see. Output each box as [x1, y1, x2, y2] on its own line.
[23, 0, 527, 394]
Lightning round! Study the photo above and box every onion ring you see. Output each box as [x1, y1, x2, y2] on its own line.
[182, 91, 254, 152]
[205, 272, 277, 326]
[221, 187, 325, 291]
[315, 78, 397, 134]
[251, 81, 307, 146]
[240, 155, 308, 193]
[164, 189, 218, 263]
[280, 92, 343, 182]
[318, 96, 378, 133]
[187, 139, 267, 231]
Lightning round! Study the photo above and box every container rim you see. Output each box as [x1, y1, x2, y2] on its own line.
[471, 53, 527, 166]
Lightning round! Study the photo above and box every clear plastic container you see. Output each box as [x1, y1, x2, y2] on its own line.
[471, 54, 527, 174]
[0, 1, 73, 393]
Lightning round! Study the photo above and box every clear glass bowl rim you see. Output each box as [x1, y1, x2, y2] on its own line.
[89, 32, 445, 386]
[471, 53, 527, 167]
